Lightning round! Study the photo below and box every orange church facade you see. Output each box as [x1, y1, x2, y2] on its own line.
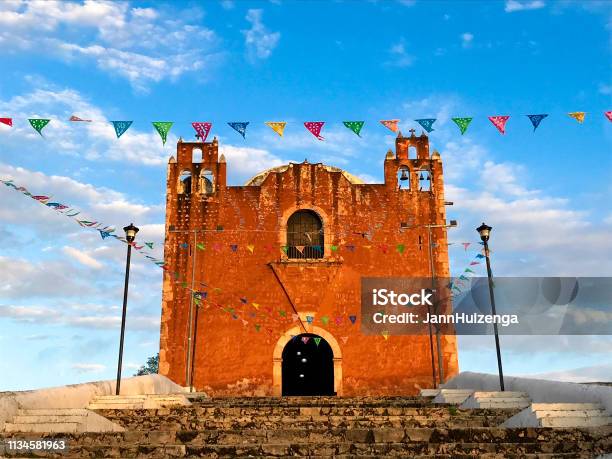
[158, 131, 458, 396]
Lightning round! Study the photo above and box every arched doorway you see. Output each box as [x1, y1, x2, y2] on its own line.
[281, 333, 334, 396]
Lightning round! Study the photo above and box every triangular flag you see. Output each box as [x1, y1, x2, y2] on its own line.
[306, 315, 314, 324]
[255, 324, 261, 332]
[415, 118, 436, 133]
[99, 230, 111, 239]
[382, 331, 389, 340]
[265, 121, 286, 137]
[380, 119, 400, 132]
[145, 242, 154, 250]
[396, 244, 405, 254]
[192, 122, 212, 142]
[341, 336, 349, 344]
[312, 245, 322, 253]
[279, 310, 286, 317]
[246, 244, 254, 254]
[335, 316, 343, 325]
[313, 337, 322, 346]
[230, 244, 238, 252]
[331, 245, 338, 252]
[349, 315, 357, 324]
[241, 319, 248, 326]
[465, 268, 475, 273]
[69, 115, 91, 122]
[0, 118, 12, 127]
[292, 313, 299, 322]
[252, 303, 260, 309]
[605, 111, 612, 122]
[470, 261, 479, 266]
[462, 242, 471, 250]
[111, 121, 133, 138]
[488, 116, 510, 135]
[301, 336, 310, 344]
[568, 112, 586, 124]
[240, 297, 248, 304]
[295, 245, 305, 254]
[476, 254, 485, 259]
[196, 243, 205, 251]
[321, 316, 329, 325]
[451, 117, 472, 135]
[379, 244, 388, 254]
[280, 245, 288, 254]
[304, 121, 325, 140]
[526, 114, 548, 131]
[345, 244, 355, 252]
[343, 121, 364, 137]
[152, 121, 173, 145]
[228, 122, 249, 138]
[28, 119, 50, 136]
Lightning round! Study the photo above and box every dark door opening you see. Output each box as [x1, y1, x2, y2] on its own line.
[282, 333, 334, 396]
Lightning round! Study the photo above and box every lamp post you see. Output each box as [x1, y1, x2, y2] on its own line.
[476, 222, 504, 391]
[116, 223, 139, 396]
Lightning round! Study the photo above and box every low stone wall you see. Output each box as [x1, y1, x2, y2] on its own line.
[443, 372, 612, 414]
[0, 374, 186, 431]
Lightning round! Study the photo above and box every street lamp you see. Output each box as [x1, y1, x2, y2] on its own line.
[476, 222, 505, 391]
[116, 223, 139, 395]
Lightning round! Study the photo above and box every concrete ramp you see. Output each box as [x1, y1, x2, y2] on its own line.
[460, 391, 531, 409]
[4, 408, 124, 433]
[503, 403, 612, 428]
[419, 389, 441, 397]
[432, 389, 474, 405]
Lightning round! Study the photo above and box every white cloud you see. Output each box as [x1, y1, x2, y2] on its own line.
[220, 0, 235, 10]
[0, 1, 221, 90]
[62, 245, 104, 269]
[504, 0, 545, 13]
[526, 363, 612, 383]
[71, 363, 106, 373]
[386, 39, 414, 67]
[599, 83, 611, 95]
[461, 33, 474, 48]
[242, 9, 280, 61]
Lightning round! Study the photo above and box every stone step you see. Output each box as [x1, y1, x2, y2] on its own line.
[99, 415, 511, 431]
[88, 394, 191, 410]
[3, 426, 609, 445]
[504, 402, 612, 428]
[460, 391, 531, 409]
[4, 422, 82, 433]
[4, 440, 607, 458]
[432, 389, 474, 405]
[419, 389, 441, 397]
[4, 408, 125, 433]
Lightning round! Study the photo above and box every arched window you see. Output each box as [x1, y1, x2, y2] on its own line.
[287, 210, 323, 259]
[408, 146, 417, 159]
[192, 148, 203, 163]
[179, 170, 192, 194]
[397, 166, 410, 190]
[199, 170, 214, 194]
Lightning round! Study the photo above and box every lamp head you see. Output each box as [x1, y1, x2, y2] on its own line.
[123, 223, 139, 243]
[476, 222, 492, 242]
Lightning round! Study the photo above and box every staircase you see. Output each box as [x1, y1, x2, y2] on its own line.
[0, 396, 610, 458]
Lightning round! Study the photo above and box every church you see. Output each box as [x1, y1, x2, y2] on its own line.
[158, 131, 459, 396]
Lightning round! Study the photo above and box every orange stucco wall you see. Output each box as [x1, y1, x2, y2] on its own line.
[159, 133, 459, 396]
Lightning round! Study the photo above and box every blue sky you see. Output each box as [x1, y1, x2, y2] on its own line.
[0, 0, 611, 391]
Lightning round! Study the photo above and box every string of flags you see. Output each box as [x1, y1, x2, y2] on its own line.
[1, 111, 610, 144]
[1, 173, 489, 342]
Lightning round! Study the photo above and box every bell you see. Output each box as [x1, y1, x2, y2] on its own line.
[419, 173, 425, 180]
[399, 169, 409, 181]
